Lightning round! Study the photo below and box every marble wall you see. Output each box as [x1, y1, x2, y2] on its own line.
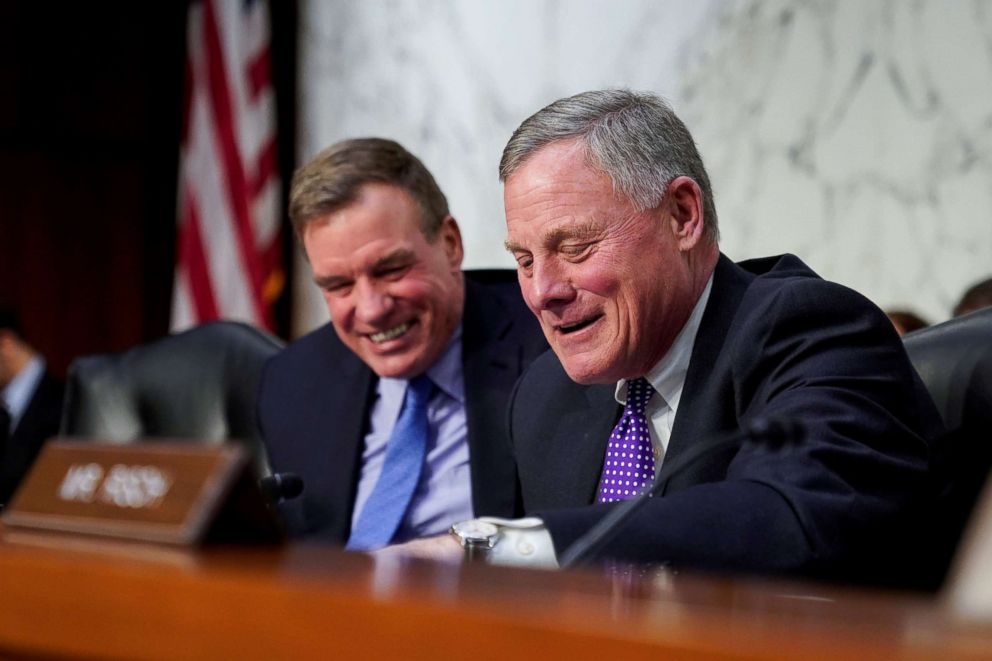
[294, 0, 992, 332]
[681, 0, 992, 324]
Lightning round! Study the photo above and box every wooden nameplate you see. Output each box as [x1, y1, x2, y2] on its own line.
[1, 439, 282, 546]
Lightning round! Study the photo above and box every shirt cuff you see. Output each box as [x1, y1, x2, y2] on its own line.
[477, 516, 559, 569]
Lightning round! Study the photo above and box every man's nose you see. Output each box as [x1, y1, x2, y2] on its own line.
[528, 259, 576, 310]
[354, 280, 394, 324]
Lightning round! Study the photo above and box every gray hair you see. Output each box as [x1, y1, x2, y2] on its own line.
[499, 89, 718, 242]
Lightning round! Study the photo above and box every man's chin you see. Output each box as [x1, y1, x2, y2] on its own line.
[370, 363, 423, 380]
[559, 357, 614, 385]
[365, 350, 434, 380]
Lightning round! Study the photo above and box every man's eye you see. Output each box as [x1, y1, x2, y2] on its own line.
[379, 264, 411, 279]
[323, 282, 351, 295]
[515, 255, 533, 270]
[561, 243, 590, 257]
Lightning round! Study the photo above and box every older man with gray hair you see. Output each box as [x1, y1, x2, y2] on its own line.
[393, 90, 942, 587]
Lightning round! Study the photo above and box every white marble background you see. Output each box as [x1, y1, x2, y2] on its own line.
[294, 0, 992, 333]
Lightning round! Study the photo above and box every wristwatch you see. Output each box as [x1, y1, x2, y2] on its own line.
[449, 519, 500, 562]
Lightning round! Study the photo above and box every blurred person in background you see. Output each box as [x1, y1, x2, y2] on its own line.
[887, 309, 930, 336]
[0, 307, 63, 506]
[953, 277, 992, 317]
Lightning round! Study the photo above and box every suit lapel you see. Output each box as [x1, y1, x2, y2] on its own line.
[306, 342, 375, 542]
[563, 385, 620, 506]
[657, 254, 752, 492]
[461, 281, 522, 516]
[515, 364, 620, 510]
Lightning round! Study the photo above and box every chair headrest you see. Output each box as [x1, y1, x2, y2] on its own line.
[61, 321, 284, 472]
[903, 308, 992, 431]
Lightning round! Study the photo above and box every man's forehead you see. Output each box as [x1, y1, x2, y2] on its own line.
[311, 246, 418, 288]
[313, 240, 416, 268]
[520, 138, 588, 173]
[306, 219, 421, 278]
[305, 182, 421, 227]
[505, 145, 617, 207]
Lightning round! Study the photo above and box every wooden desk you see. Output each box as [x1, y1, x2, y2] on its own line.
[0, 529, 990, 660]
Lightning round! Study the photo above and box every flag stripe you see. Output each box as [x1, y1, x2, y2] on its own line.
[178, 191, 220, 321]
[172, 0, 281, 334]
[201, 0, 270, 326]
[249, 136, 278, 200]
[247, 47, 271, 101]
[262, 234, 283, 282]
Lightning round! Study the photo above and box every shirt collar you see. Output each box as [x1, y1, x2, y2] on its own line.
[2, 355, 45, 426]
[614, 274, 714, 407]
[378, 323, 464, 404]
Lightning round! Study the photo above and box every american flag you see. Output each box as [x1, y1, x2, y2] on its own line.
[171, 0, 282, 332]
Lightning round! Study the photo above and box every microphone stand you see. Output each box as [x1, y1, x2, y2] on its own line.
[259, 472, 304, 506]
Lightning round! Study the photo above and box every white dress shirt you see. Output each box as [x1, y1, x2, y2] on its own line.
[1, 356, 44, 433]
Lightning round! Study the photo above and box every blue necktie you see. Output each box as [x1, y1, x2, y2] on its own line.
[346, 375, 434, 550]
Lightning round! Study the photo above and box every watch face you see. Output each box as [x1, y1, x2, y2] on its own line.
[451, 520, 499, 543]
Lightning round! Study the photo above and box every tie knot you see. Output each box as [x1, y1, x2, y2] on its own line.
[406, 374, 434, 407]
[625, 377, 654, 414]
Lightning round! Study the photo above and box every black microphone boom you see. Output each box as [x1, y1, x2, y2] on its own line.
[259, 472, 304, 505]
[558, 417, 805, 569]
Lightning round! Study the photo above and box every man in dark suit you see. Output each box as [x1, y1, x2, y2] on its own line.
[0, 308, 64, 507]
[392, 91, 943, 586]
[257, 138, 546, 546]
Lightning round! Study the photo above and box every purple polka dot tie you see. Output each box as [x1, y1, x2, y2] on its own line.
[597, 377, 656, 503]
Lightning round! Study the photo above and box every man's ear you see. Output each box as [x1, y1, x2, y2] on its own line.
[665, 176, 705, 252]
[438, 215, 465, 270]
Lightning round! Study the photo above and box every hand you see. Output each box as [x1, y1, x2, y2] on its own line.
[372, 534, 463, 562]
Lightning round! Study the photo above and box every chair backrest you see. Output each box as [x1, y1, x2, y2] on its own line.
[60, 321, 284, 474]
[903, 307, 992, 574]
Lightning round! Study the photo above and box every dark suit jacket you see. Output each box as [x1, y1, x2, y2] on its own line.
[509, 254, 943, 585]
[258, 273, 547, 543]
[0, 370, 64, 505]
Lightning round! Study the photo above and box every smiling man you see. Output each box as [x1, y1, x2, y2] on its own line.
[494, 90, 945, 584]
[397, 91, 944, 587]
[257, 138, 546, 546]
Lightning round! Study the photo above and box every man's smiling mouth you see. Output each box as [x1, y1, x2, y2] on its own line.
[369, 321, 414, 343]
[557, 314, 603, 335]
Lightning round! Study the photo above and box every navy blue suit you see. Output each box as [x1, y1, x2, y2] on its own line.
[258, 273, 547, 543]
[509, 254, 943, 585]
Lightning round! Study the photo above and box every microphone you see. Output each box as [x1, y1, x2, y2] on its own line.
[259, 472, 304, 505]
[558, 417, 806, 569]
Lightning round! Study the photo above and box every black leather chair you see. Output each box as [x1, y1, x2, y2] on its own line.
[463, 268, 519, 285]
[903, 307, 992, 579]
[60, 321, 284, 475]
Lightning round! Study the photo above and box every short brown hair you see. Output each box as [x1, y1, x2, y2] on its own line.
[289, 138, 450, 240]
